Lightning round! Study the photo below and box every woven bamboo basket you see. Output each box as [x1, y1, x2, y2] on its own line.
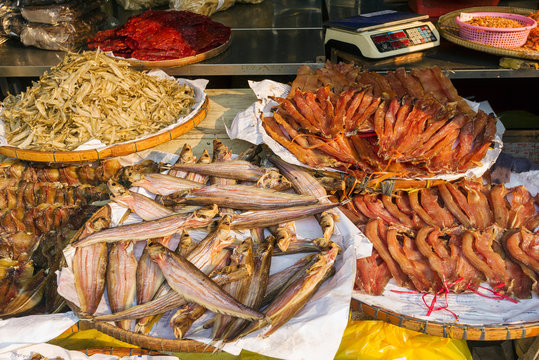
[437, 6, 539, 60]
[110, 40, 231, 69]
[0, 97, 209, 163]
[65, 301, 217, 353]
[352, 299, 539, 341]
[82, 320, 218, 353]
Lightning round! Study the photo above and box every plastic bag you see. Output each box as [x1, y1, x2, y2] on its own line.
[334, 321, 472, 360]
[20, 9, 106, 50]
[114, 0, 167, 10]
[0, 1, 26, 37]
[21, 0, 102, 25]
[169, 0, 235, 16]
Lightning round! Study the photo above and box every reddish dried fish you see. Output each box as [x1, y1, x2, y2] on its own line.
[354, 249, 391, 296]
[504, 228, 539, 272]
[364, 219, 411, 288]
[462, 227, 507, 287]
[386, 227, 438, 292]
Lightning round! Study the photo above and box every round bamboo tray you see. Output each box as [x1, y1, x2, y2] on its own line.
[437, 6, 539, 60]
[107, 40, 231, 69]
[351, 299, 539, 341]
[79, 320, 218, 353]
[0, 97, 209, 163]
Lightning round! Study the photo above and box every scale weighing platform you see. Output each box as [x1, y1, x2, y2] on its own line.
[324, 10, 440, 59]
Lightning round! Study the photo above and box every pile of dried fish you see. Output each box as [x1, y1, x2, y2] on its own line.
[1, 50, 196, 151]
[345, 178, 539, 298]
[0, 157, 158, 318]
[263, 62, 497, 178]
[66, 140, 344, 343]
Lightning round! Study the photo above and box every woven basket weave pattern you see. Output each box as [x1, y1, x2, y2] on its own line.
[455, 12, 536, 48]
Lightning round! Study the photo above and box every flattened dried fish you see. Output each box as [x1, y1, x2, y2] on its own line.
[147, 242, 264, 321]
[73, 205, 218, 247]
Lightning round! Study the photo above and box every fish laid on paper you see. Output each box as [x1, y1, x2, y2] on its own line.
[171, 160, 269, 182]
[72, 205, 218, 247]
[168, 184, 318, 210]
[229, 202, 341, 230]
[146, 242, 265, 321]
[222, 236, 274, 342]
[126, 172, 204, 196]
[212, 238, 254, 340]
[107, 241, 137, 330]
[94, 262, 251, 323]
[238, 242, 339, 339]
[72, 205, 111, 315]
[262, 253, 318, 308]
[108, 179, 174, 221]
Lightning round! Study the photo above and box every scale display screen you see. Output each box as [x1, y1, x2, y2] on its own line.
[370, 25, 437, 52]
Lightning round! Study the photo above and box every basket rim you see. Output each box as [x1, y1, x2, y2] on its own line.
[352, 299, 539, 340]
[437, 6, 539, 60]
[455, 12, 537, 32]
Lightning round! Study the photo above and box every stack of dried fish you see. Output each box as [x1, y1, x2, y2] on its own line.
[0, 157, 158, 317]
[66, 140, 343, 343]
[344, 178, 539, 299]
[262, 62, 497, 178]
[1, 50, 196, 151]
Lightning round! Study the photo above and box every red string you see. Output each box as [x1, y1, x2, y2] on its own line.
[393, 276, 518, 321]
[466, 283, 519, 304]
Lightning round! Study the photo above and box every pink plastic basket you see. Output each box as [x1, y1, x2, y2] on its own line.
[455, 12, 537, 48]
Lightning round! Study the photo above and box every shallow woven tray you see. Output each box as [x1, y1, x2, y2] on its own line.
[108, 40, 230, 69]
[352, 299, 539, 341]
[438, 6, 539, 60]
[81, 320, 217, 353]
[0, 97, 208, 163]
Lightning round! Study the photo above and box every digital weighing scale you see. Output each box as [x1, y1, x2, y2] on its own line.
[324, 10, 440, 59]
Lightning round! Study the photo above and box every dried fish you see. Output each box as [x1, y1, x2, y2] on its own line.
[171, 160, 268, 182]
[238, 243, 339, 339]
[72, 205, 111, 315]
[147, 242, 264, 320]
[108, 179, 174, 221]
[2, 51, 195, 151]
[169, 184, 318, 210]
[229, 202, 341, 230]
[106, 241, 137, 330]
[125, 172, 204, 196]
[72, 205, 218, 247]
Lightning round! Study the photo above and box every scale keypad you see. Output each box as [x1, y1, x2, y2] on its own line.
[371, 25, 437, 53]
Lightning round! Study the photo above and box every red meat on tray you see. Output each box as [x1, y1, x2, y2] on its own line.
[88, 10, 231, 61]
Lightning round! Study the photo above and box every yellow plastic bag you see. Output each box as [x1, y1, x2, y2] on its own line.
[335, 321, 472, 360]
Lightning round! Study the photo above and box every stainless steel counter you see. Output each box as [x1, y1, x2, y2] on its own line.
[0, 0, 538, 79]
